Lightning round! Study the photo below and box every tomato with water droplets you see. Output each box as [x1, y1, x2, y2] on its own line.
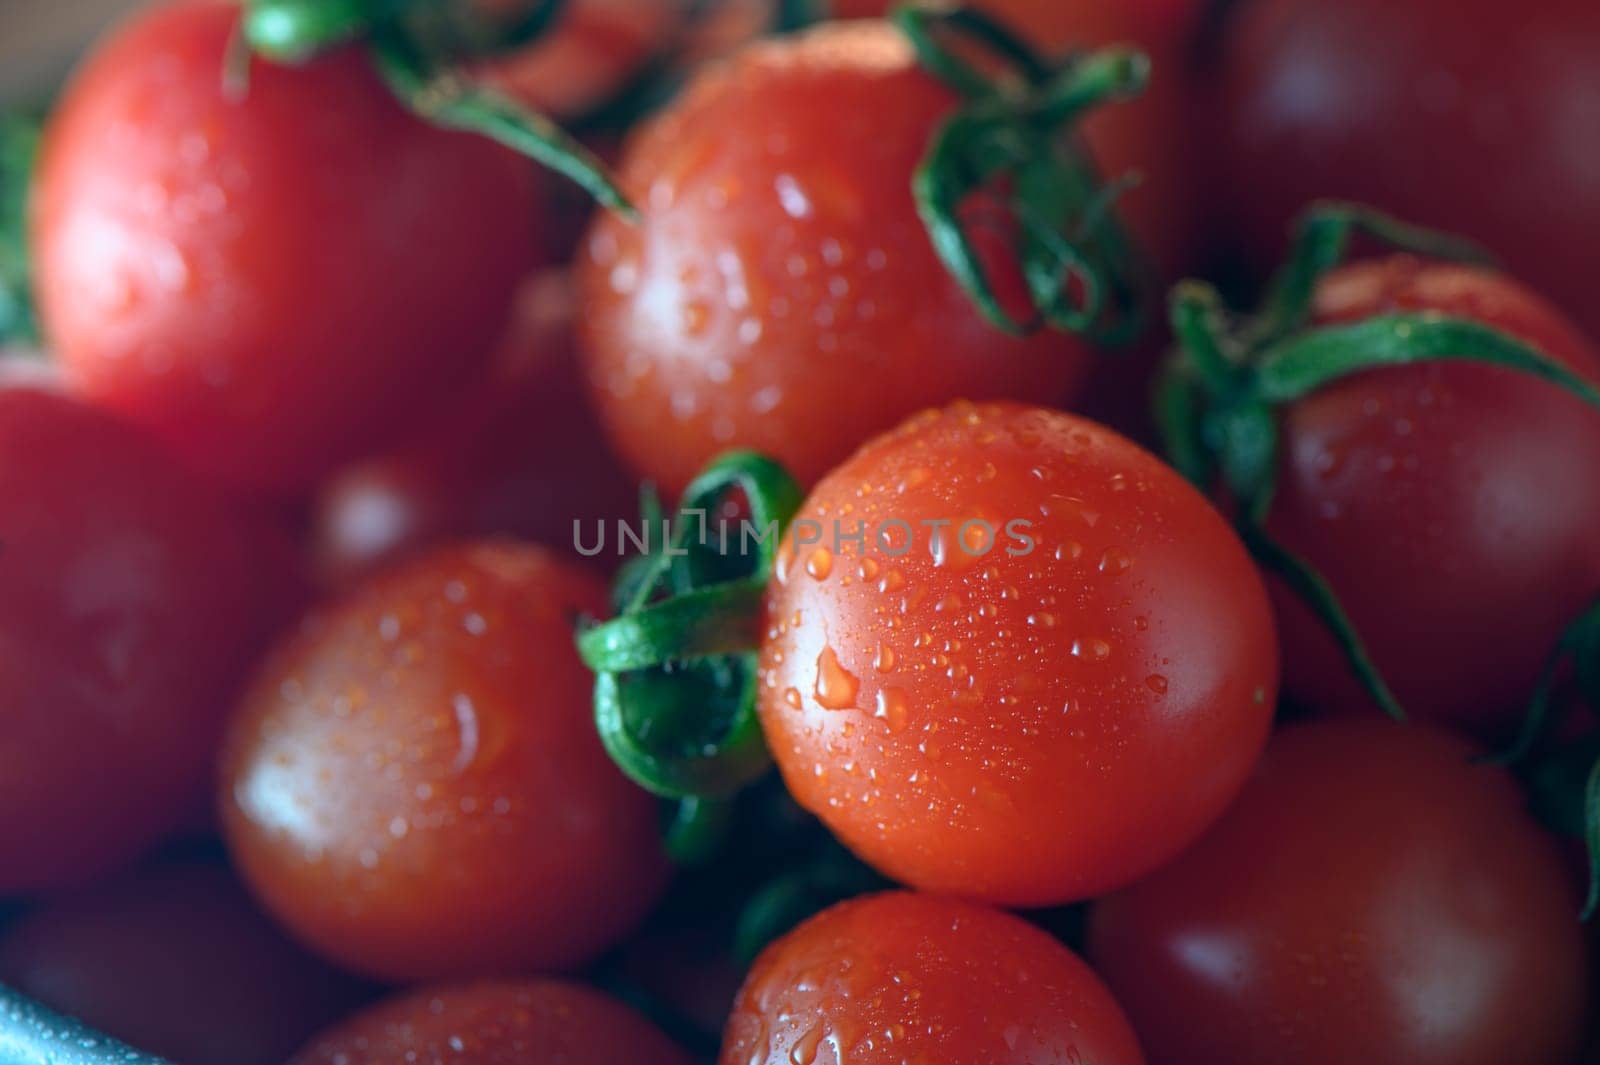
[0, 377, 300, 895]
[290, 980, 692, 1065]
[579, 21, 1128, 494]
[219, 542, 670, 982]
[1088, 719, 1590, 1065]
[721, 891, 1144, 1065]
[1261, 257, 1600, 738]
[32, 0, 539, 493]
[757, 402, 1277, 904]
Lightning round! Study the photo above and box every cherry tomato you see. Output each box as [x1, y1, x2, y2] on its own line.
[0, 859, 374, 1065]
[1088, 719, 1590, 1065]
[290, 980, 692, 1065]
[757, 401, 1277, 904]
[1263, 257, 1600, 737]
[578, 20, 1127, 494]
[32, 0, 539, 494]
[312, 273, 636, 585]
[219, 542, 670, 981]
[721, 891, 1144, 1065]
[0, 380, 299, 895]
[1214, 0, 1600, 340]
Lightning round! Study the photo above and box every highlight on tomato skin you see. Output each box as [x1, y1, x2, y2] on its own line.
[720, 891, 1145, 1065]
[218, 542, 671, 983]
[288, 980, 694, 1065]
[31, 0, 541, 494]
[0, 380, 303, 897]
[576, 19, 1115, 496]
[0, 859, 377, 1065]
[1088, 719, 1592, 1065]
[757, 401, 1279, 906]
[1261, 256, 1600, 740]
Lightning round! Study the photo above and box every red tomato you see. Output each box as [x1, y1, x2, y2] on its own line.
[219, 542, 670, 981]
[290, 980, 692, 1065]
[312, 273, 636, 585]
[0, 860, 373, 1065]
[1214, 0, 1600, 340]
[721, 891, 1144, 1065]
[1088, 719, 1590, 1065]
[1263, 257, 1600, 737]
[758, 402, 1277, 904]
[0, 381, 299, 894]
[32, 0, 538, 494]
[577, 20, 1141, 494]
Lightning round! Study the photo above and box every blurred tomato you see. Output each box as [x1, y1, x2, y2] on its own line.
[33, 0, 539, 494]
[313, 273, 636, 586]
[221, 542, 670, 982]
[0, 860, 374, 1065]
[1214, 0, 1600, 340]
[0, 380, 301, 895]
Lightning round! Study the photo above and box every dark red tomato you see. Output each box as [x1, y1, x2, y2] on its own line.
[0, 860, 373, 1065]
[290, 980, 692, 1065]
[1214, 0, 1600, 340]
[721, 891, 1144, 1065]
[312, 273, 636, 585]
[580, 21, 1124, 494]
[1088, 719, 1590, 1065]
[0, 381, 299, 895]
[758, 402, 1277, 905]
[219, 542, 670, 981]
[1263, 257, 1600, 737]
[33, 0, 538, 494]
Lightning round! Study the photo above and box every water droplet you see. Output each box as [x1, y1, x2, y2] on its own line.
[806, 548, 834, 580]
[874, 642, 897, 673]
[784, 687, 802, 709]
[814, 647, 861, 710]
[875, 688, 910, 732]
[1145, 674, 1169, 694]
[1099, 548, 1132, 575]
[1072, 638, 1112, 662]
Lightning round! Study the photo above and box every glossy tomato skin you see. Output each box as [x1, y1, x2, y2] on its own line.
[1264, 257, 1600, 737]
[1088, 720, 1590, 1065]
[1214, 0, 1600, 339]
[758, 402, 1277, 905]
[579, 22, 1102, 495]
[219, 542, 671, 982]
[0, 381, 300, 895]
[33, 0, 539, 494]
[312, 273, 637, 585]
[290, 980, 692, 1065]
[721, 891, 1144, 1065]
[0, 860, 374, 1065]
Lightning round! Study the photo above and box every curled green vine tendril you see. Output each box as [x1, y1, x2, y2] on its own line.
[1158, 201, 1600, 730]
[578, 452, 802, 820]
[895, 5, 1154, 345]
[0, 111, 41, 347]
[239, 0, 631, 212]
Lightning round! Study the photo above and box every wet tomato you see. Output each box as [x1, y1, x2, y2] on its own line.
[1089, 719, 1590, 1065]
[579, 21, 1118, 494]
[1214, 0, 1600, 340]
[1264, 257, 1600, 737]
[0, 379, 299, 895]
[33, 0, 538, 494]
[290, 980, 692, 1065]
[721, 891, 1144, 1065]
[219, 542, 670, 981]
[312, 273, 636, 585]
[758, 402, 1277, 904]
[0, 859, 373, 1065]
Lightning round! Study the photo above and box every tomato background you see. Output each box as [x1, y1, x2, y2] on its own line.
[1088, 719, 1590, 1065]
[220, 542, 670, 982]
[32, 0, 539, 493]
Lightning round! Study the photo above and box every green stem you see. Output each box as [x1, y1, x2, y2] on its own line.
[578, 578, 766, 674]
[1496, 599, 1600, 765]
[0, 111, 41, 347]
[1583, 758, 1600, 920]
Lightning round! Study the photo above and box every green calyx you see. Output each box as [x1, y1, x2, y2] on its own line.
[577, 451, 803, 861]
[240, 0, 631, 213]
[1158, 202, 1600, 727]
[894, 5, 1154, 345]
[0, 111, 41, 347]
